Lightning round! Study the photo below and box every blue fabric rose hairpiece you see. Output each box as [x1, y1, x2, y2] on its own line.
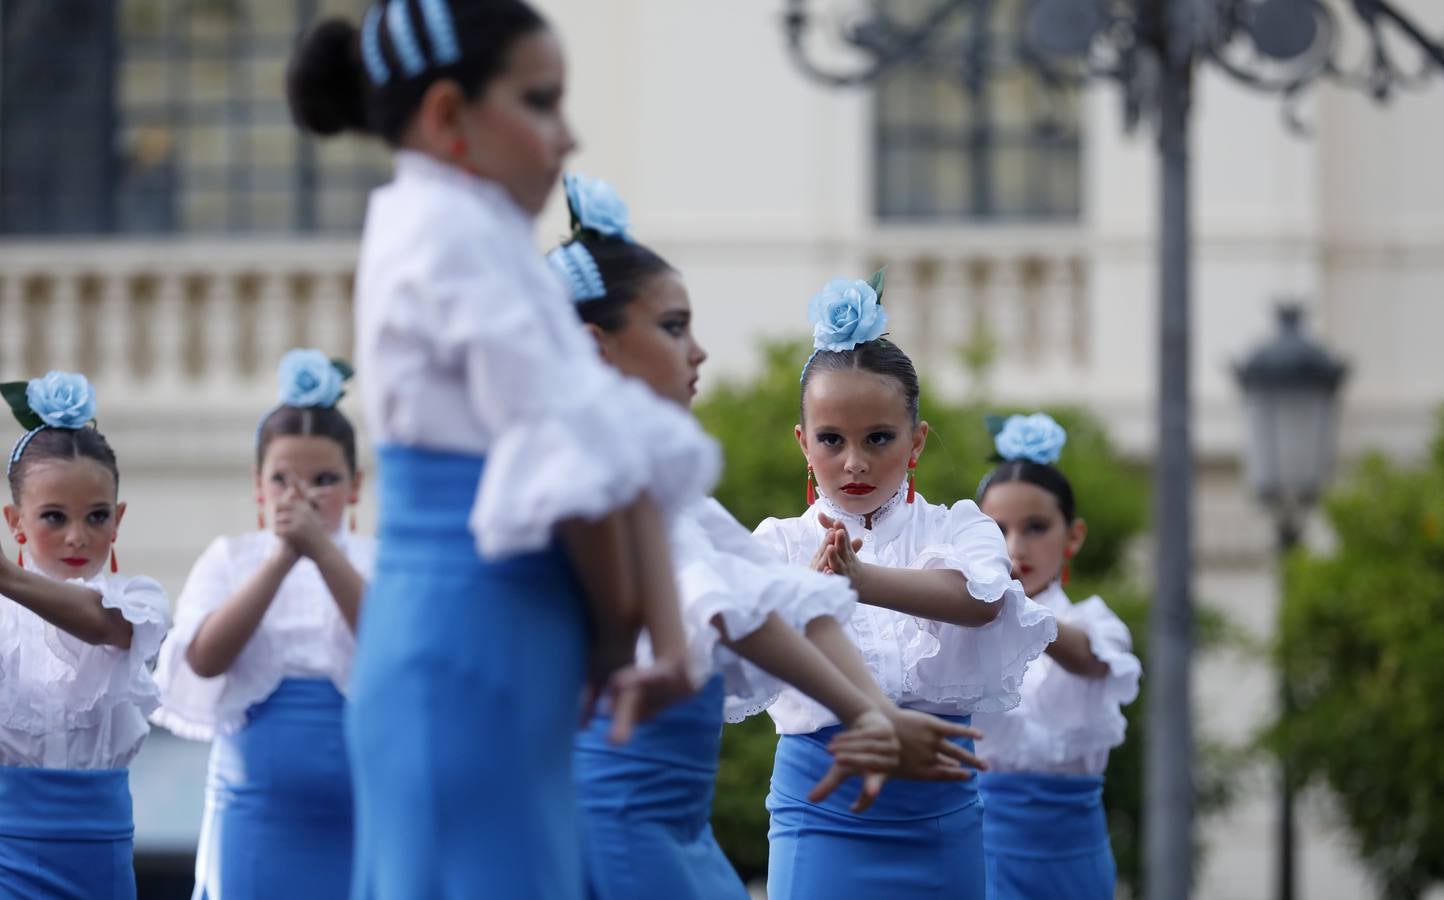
[548, 172, 632, 304]
[275, 348, 354, 409]
[986, 412, 1067, 465]
[802, 267, 890, 379]
[2, 370, 100, 475]
[562, 172, 631, 243]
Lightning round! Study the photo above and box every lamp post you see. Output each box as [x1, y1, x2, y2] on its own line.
[1233, 303, 1349, 900]
[779, 3, 1440, 897]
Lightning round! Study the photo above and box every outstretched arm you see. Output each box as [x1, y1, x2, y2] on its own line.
[0, 542, 131, 648]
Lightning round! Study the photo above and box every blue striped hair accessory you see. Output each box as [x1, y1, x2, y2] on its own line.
[361, 6, 391, 85]
[7, 427, 47, 478]
[547, 243, 607, 304]
[386, 0, 426, 77]
[417, 0, 461, 66]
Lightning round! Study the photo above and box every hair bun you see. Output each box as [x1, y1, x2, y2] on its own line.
[287, 18, 369, 137]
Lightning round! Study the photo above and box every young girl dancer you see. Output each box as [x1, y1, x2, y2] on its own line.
[551, 174, 984, 900]
[287, 4, 720, 897]
[0, 371, 169, 899]
[974, 413, 1142, 900]
[151, 349, 372, 900]
[754, 276, 1058, 900]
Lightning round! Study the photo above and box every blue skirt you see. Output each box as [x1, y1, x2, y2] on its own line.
[573, 675, 745, 900]
[0, 765, 136, 899]
[192, 678, 353, 900]
[978, 772, 1115, 900]
[767, 715, 984, 900]
[347, 446, 588, 900]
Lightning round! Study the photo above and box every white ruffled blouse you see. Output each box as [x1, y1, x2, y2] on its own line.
[755, 486, 1057, 735]
[0, 566, 170, 769]
[649, 498, 858, 723]
[150, 531, 374, 742]
[973, 583, 1141, 775]
[354, 151, 720, 558]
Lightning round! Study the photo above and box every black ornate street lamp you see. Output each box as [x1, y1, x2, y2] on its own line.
[779, 3, 1443, 899]
[1234, 304, 1348, 900]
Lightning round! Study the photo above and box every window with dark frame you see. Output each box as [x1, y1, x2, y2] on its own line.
[873, 0, 1081, 222]
[0, 0, 392, 236]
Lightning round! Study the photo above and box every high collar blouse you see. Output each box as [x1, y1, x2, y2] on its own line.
[353, 151, 719, 558]
[754, 486, 1056, 734]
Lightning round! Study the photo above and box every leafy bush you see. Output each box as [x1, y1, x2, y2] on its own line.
[1269, 410, 1444, 899]
[695, 339, 1229, 891]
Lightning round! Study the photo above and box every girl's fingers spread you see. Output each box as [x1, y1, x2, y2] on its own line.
[606, 681, 642, 746]
[935, 721, 985, 740]
[827, 735, 899, 756]
[938, 741, 974, 762]
[919, 764, 973, 782]
[941, 745, 988, 771]
[852, 773, 887, 813]
[832, 752, 898, 773]
[807, 764, 850, 804]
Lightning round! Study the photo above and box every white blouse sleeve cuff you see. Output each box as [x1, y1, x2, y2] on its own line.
[906, 584, 1057, 714]
[468, 375, 721, 559]
[1028, 596, 1141, 754]
[52, 575, 171, 724]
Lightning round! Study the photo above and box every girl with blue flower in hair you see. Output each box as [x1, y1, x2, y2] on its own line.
[551, 175, 995, 900]
[974, 412, 1141, 900]
[288, 4, 720, 896]
[752, 279, 1059, 900]
[0, 371, 170, 899]
[151, 349, 372, 900]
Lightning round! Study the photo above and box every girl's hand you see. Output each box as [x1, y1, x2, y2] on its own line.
[579, 624, 637, 727]
[272, 482, 329, 560]
[809, 707, 900, 812]
[602, 654, 695, 745]
[816, 514, 865, 581]
[884, 708, 988, 781]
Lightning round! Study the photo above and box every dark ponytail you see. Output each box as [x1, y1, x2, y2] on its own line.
[287, 19, 370, 137]
[287, 0, 548, 145]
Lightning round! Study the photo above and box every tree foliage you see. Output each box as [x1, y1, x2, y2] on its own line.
[1270, 410, 1444, 899]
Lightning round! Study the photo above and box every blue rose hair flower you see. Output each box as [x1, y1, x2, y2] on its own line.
[25, 371, 98, 429]
[277, 348, 347, 409]
[993, 413, 1068, 465]
[808, 277, 889, 353]
[563, 172, 631, 241]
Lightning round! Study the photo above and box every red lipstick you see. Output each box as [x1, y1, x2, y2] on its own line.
[841, 483, 876, 496]
[61, 557, 89, 568]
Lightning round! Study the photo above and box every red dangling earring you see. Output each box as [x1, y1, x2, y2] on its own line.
[806, 466, 817, 506]
[1062, 548, 1072, 587]
[906, 460, 917, 504]
[110, 545, 119, 574]
[257, 507, 265, 531]
[349, 509, 358, 534]
[15, 533, 25, 568]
